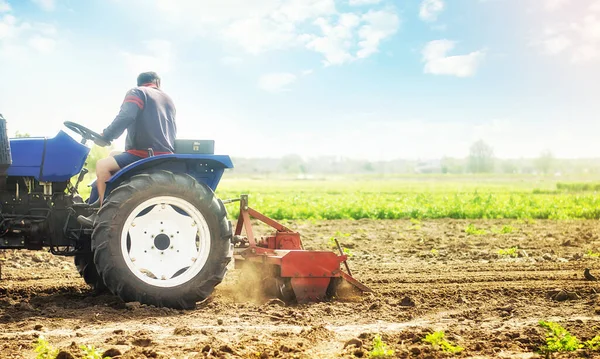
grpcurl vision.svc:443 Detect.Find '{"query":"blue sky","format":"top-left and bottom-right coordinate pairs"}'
top-left (0, 0), bottom-right (599, 160)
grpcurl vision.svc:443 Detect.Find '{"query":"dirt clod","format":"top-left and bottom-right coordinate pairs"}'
top-left (344, 338), bottom-right (363, 348)
top-left (400, 296), bottom-right (416, 307)
top-left (125, 301), bottom-right (141, 310)
top-left (353, 349), bottom-right (365, 357)
top-left (103, 348), bottom-right (122, 358)
top-left (55, 351), bottom-right (76, 359)
top-left (265, 298), bottom-right (286, 307)
top-left (219, 344), bottom-right (235, 354)
top-left (132, 338), bottom-right (153, 347)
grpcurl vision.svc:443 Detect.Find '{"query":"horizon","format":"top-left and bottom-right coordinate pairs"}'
top-left (1, 0), bottom-right (599, 161)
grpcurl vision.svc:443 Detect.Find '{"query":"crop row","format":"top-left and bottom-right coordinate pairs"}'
top-left (217, 188), bottom-right (600, 220)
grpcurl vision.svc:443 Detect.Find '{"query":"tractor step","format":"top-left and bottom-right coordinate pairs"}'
top-left (231, 195), bottom-right (372, 303)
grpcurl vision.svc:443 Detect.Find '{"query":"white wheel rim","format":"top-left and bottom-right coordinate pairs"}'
top-left (120, 196), bottom-right (211, 288)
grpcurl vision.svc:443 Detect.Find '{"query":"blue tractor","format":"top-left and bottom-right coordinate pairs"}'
top-left (0, 115), bottom-right (234, 309)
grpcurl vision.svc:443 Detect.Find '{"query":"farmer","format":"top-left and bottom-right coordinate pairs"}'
top-left (78, 71), bottom-right (177, 227)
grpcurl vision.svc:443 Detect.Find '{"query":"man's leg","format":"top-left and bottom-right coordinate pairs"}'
top-left (96, 156), bottom-right (121, 206)
top-left (78, 152), bottom-right (143, 227)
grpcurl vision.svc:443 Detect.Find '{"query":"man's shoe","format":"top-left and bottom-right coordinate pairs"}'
top-left (73, 199), bottom-right (101, 209)
top-left (77, 212), bottom-right (99, 228)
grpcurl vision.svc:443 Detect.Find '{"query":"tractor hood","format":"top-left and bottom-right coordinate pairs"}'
top-left (8, 130), bottom-right (90, 182)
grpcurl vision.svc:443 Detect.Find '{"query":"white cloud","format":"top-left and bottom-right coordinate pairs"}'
top-left (348, 0), bottom-right (381, 5)
top-left (542, 34), bottom-right (571, 54)
top-left (0, 14), bottom-right (18, 40)
top-left (225, 16), bottom-right (297, 54)
top-left (0, 0), bottom-right (10, 13)
top-left (419, 0), bottom-right (445, 22)
top-left (221, 56), bottom-right (243, 66)
top-left (572, 43), bottom-right (600, 63)
top-left (119, 0), bottom-right (398, 67)
top-left (28, 34), bottom-right (55, 52)
top-left (534, 3), bottom-right (600, 64)
top-left (0, 13), bottom-right (59, 57)
top-left (357, 10), bottom-right (400, 58)
top-left (257, 72), bottom-right (297, 92)
top-left (122, 40), bottom-right (173, 74)
top-left (305, 13), bottom-right (360, 65)
top-left (304, 9), bottom-right (398, 65)
top-left (422, 39), bottom-right (485, 77)
top-left (544, 0), bottom-right (568, 11)
top-left (31, 0), bottom-right (55, 11)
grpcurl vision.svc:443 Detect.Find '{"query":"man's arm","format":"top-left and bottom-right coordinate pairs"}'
top-left (102, 89), bottom-right (145, 141)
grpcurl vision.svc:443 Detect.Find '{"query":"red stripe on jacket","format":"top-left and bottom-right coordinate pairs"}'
top-left (124, 96), bottom-right (144, 109)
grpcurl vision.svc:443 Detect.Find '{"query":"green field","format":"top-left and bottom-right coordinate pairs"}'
top-left (215, 174), bottom-right (600, 220)
top-left (77, 174), bottom-right (600, 220)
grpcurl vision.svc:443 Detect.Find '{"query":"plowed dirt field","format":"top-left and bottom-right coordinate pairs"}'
top-left (2, 219), bottom-right (600, 358)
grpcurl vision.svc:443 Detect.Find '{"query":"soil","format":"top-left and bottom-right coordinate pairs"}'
top-left (2, 219), bottom-right (600, 358)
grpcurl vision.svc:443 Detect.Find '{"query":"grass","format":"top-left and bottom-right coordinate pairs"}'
top-left (215, 176), bottom-right (600, 220)
top-left (585, 250), bottom-right (600, 258)
top-left (585, 335), bottom-right (600, 350)
top-left (33, 337), bottom-right (112, 359)
top-left (35, 337), bottom-right (58, 359)
top-left (368, 335), bottom-right (394, 358)
top-left (422, 331), bottom-right (464, 354)
top-left (538, 321), bottom-right (582, 353)
top-left (465, 224), bottom-right (487, 235)
top-left (497, 247), bottom-right (519, 258)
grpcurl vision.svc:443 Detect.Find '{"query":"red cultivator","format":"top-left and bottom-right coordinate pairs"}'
top-left (229, 195), bottom-right (372, 303)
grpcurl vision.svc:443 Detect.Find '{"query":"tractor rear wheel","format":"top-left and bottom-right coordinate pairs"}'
top-left (74, 252), bottom-right (106, 292)
top-left (92, 171), bottom-right (232, 309)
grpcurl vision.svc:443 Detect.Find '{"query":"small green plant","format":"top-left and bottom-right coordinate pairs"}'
top-left (539, 321), bottom-right (582, 353)
top-left (369, 334), bottom-right (394, 358)
top-left (34, 337), bottom-right (58, 359)
top-left (423, 331), bottom-right (464, 354)
top-left (497, 247), bottom-right (518, 258)
top-left (500, 225), bottom-right (514, 234)
top-left (430, 248), bottom-right (439, 256)
top-left (408, 218), bottom-right (422, 230)
top-left (80, 344), bottom-right (110, 359)
top-left (585, 335), bottom-right (600, 350)
top-left (328, 236), bottom-right (337, 248)
top-left (465, 224), bottom-right (486, 235)
top-left (343, 247), bottom-right (353, 257)
top-left (585, 250), bottom-right (600, 258)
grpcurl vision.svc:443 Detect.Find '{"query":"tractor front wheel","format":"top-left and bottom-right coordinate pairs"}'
top-left (92, 171), bottom-right (232, 309)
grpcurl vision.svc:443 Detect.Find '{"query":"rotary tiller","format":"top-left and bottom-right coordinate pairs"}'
top-left (229, 195), bottom-right (372, 303)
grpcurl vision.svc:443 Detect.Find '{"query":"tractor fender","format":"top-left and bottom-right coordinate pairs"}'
top-left (89, 154), bottom-right (233, 203)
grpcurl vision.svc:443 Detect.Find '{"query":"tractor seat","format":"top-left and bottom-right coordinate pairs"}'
top-left (173, 139), bottom-right (214, 155)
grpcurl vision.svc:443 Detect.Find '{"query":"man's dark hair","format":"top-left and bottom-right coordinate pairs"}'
top-left (137, 72), bottom-right (161, 87)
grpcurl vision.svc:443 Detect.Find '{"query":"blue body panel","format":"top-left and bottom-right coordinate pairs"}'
top-left (87, 154), bottom-right (233, 203)
top-left (8, 131), bottom-right (90, 182)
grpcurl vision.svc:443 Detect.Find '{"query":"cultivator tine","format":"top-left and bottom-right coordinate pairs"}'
top-left (334, 238), bottom-right (352, 276)
top-left (339, 271), bottom-right (372, 293)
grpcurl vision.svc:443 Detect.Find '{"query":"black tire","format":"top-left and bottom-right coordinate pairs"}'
top-left (92, 171), bottom-right (232, 309)
top-left (0, 115), bottom-right (12, 176)
top-left (74, 252), bottom-right (107, 293)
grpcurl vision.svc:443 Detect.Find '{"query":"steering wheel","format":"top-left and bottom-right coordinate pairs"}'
top-left (64, 121), bottom-right (111, 147)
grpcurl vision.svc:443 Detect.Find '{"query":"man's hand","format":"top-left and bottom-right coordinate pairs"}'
top-left (93, 132), bottom-right (111, 147)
